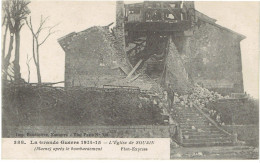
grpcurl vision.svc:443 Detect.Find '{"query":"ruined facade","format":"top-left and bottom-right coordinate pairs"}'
top-left (175, 13), bottom-right (245, 94)
top-left (123, 1), bottom-right (245, 95)
top-left (58, 1), bottom-right (245, 95)
top-left (58, 27), bottom-right (128, 87)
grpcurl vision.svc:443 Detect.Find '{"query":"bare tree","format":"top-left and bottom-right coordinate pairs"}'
top-left (26, 16), bottom-right (58, 84)
top-left (2, 2), bottom-right (14, 81)
top-left (26, 53), bottom-right (32, 83)
top-left (2, 15), bottom-right (8, 64)
top-left (1, 16), bottom-right (10, 81)
top-left (2, 0), bottom-right (31, 82)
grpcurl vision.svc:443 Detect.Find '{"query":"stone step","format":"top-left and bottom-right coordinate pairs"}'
top-left (177, 116), bottom-right (206, 119)
top-left (178, 120), bottom-right (209, 124)
top-left (178, 119), bottom-right (206, 122)
top-left (180, 125), bottom-right (218, 130)
top-left (179, 124), bottom-right (212, 128)
top-left (181, 132), bottom-right (222, 136)
top-left (179, 121), bottom-right (212, 125)
top-left (177, 114), bottom-right (204, 118)
top-left (174, 105), bottom-right (234, 147)
top-left (176, 109), bottom-right (198, 111)
top-left (175, 111), bottom-right (200, 114)
top-left (181, 140), bottom-right (233, 147)
top-left (175, 117), bottom-right (205, 120)
top-left (179, 123), bottom-right (211, 126)
top-left (178, 121), bottom-right (211, 125)
top-left (181, 127), bottom-right (221, 131)
top-left (181, 130), bottom-right (222, 135)
top-left (183, 137), bottom-right (232, 144)
top-left (180, 131), bottom-right (226, 136)
top-left (178, 121), bottom-right (208, 125)
top-left (182, 136), bottom-right (230, 141)
top-left (176, 112), bottom-right (199, 115)
top-left (176, 116), bottom-right (205, 120)
top-left (187, 134), bottom-right (228, 139)
top-left (180, 126), bottom-right (213, 130)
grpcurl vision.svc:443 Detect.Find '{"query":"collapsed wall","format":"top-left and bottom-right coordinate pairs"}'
top-left (164, 37), bottom-right (191, 94)
top-left (115, 1), bottom-right (133, 73)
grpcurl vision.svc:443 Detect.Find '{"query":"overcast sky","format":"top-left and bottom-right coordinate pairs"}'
top-left (13, 1), bottom-right (259, 98)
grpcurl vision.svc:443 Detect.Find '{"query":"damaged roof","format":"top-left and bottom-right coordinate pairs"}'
top-left (196, 10), bottom-right (246, 40)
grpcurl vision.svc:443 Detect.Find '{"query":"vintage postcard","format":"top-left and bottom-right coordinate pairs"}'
top-left (1, 0), bottom-right (259, 160)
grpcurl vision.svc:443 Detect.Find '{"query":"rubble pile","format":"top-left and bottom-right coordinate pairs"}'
top-left (174, 83), bottom-right (229, 125)
top-left (189, 83), bottom-right (228, 105)
top-left (173, 83), bottom-right (258, 125)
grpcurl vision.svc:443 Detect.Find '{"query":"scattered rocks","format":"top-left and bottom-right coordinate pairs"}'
top-left (173, 153), bottom-right (182, 158)
top-left (184, 135), bottom-right (189, 139)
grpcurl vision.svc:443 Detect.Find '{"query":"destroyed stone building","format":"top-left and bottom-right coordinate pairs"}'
top-left (58, 1), bottom-right (245, 95)
top-left (3, 1), bottom-right (258, 155)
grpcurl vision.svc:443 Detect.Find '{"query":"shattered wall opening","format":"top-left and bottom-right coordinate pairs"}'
top-left (125, 32), bottom-right (191, 94)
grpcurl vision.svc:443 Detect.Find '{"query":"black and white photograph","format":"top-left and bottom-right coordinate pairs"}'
top-left (1, 0), bottom-right (259, 160)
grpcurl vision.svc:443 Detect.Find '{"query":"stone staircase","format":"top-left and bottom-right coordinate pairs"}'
top-left (174, 105), bottom-right (234, 147)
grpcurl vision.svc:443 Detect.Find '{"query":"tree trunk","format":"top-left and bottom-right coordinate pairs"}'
top-left (36, 63), bottom-right (41, 84)
top-left (26, 54), bottom-right (31, 83)
top-left (2, 23), bottom-right (8, 64)
top-left (27, 65), bottom-right (30, 83)
top-left (36, 45), bottom-right (41, 83)
top-left (3, 33), bottom-right (14, 81)
top-left (14, 31), bottom-right (21, 82)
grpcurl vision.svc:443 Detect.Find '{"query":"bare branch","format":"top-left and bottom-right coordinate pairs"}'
top-left (36, 16), bottom-right (49, 36)
top-left (2, 15), bottom-right (7, 26)
top-left (39, 23), bottom-right (59, 46)
top-left (26, 17), bottom-right (37, 39)
top-left (19, 22), bottom-right (24, 31)
top-left (26, 53), bottom-right (32, 83)
top-left (27, 15), bottom-right (58, 84)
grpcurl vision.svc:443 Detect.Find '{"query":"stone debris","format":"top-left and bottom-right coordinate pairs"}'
top-left (171, 141), bottom-right (180, 148)
top-left (174, 83), bottom-right (229, 125)
top-left (173, 153), bottom-right (182, 158)
top-left (184, 135), bottom-right (189, 139)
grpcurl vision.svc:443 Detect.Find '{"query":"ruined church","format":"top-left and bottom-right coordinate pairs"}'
top-left (58, 1), bottom-right (245, 96)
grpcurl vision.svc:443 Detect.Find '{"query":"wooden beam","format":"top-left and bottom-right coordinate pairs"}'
top-left (126, 59), bottom-right (143, 78)
top-left (128, 73), bottom-right (141, 83)
top-left (125, 21), bottom-right (191, 32)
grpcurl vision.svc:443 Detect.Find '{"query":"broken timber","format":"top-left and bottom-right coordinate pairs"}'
top-left (126, 59), bottom-right (143, 78)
